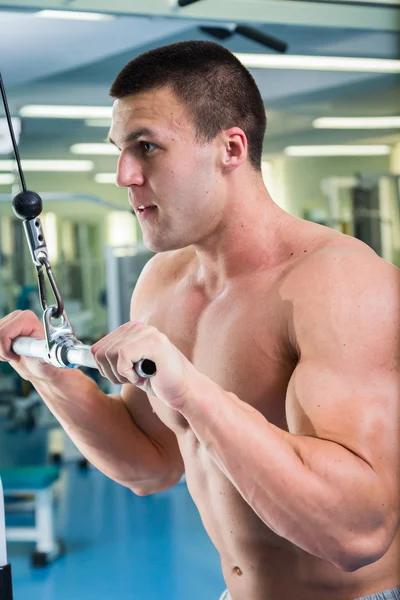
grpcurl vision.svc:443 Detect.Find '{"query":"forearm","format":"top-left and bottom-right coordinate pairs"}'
top-left (181, 373), bottom-right (383, 571)
top-left (31, 369), bottom-right (168, 491)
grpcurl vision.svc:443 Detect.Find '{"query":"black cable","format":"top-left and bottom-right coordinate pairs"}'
top-left (178, 0), bottom-right (203, 6)
top-left (199, 24), bottom-right (288, 53)
top-left (235, 25), bottom-right (288, 53)
top-left (0, 73), bottom-right (26, 191)
top-left (199, 26), bottom-right (232, 40)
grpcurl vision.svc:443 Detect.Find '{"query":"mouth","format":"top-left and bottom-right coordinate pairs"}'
top-left (135, 205), bottom-right (158, 219)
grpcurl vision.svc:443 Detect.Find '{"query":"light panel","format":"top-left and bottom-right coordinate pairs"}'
top-left (284, 145), bottom-right (391, 156)
top-left (95, 173), bottom-right (117, 184)
top-left (0, 160), bottom-right (94, 171)
top-left (20, 106), bottom-right (112, 119)
top-left (235, 53), bottom-right (400, 73)
top-left (85, 119), bottom-right (113, 128)
top-left (0, 174), bottom-right (15, 185)
top-left (313, 117), bottom-right (400, 129)
top-left (36, 10), bottom-right (114, 21)
top-left (71, 144), bottom-right (119, 155)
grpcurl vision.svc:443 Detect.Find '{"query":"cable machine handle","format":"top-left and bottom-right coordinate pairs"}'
top-left (12, 337), bottom-right (157, 378)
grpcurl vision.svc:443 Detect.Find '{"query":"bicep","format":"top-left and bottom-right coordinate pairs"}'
top-left (286, 251), bottom-right (400, 495)
top-left (286, 358), bottom-right (399, 473)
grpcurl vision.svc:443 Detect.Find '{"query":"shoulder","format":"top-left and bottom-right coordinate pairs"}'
top-left (282, 241), bottom-right (400, 352)
top-left (130, 247), bottom-right (196, 320)
top-left (139, 247), bottom-right (196, 283)
top-left (285, 238), bottom-right (398, 302)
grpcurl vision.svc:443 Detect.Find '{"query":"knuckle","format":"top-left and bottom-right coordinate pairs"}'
top-left (159, 331), bottom-right (169, 345)
top-left (104, 348), bottom-right (114, 361)
top-left (118, 347), bottom-right (128, 359)
top-left (24, 310), bottom-right (38, 321)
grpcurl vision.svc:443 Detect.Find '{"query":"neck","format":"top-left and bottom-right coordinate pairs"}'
top-left (191, 176), bottom-right (298, 297)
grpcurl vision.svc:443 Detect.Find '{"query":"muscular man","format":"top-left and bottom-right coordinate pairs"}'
top-left (1, 41), bottom-right (399, 600)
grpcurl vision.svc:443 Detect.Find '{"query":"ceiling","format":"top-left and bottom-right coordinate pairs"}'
top-left (0, 0), bottom-right (399, 202)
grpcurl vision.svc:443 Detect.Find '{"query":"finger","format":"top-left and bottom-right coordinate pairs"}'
top-left (91, 323), bottom-right (148, 383)
top-left (116, 348), bottom-right (142, 386)
top-left (105, 341), bottom-right (135, 384)
top-left (104, 325), bottom-right (150, 384)
top-left (91, 330), bottom-right (134, 383)
top-left (113, 328), bottom-right (160, 385)
top-left (91, 336), bottom-right (118, 381)
top-left (0, 311), bottom-right (45, 362)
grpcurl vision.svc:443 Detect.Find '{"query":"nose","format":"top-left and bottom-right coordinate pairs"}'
top-left (116, 152), bottom-right (145, 188)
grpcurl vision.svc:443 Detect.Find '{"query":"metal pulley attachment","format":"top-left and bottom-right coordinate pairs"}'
top-left (12, 191), bottom-right (65, 320)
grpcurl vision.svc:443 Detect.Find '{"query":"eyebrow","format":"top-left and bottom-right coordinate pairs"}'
top-left (106, 127), bottom-right (156, 147)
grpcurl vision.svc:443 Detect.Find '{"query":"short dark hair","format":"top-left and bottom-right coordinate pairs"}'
top-left (109, 40), bottom-right (266, 171)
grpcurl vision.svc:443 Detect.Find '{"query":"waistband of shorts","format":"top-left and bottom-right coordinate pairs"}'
top-left (354, 586), bottom-right (400, 600)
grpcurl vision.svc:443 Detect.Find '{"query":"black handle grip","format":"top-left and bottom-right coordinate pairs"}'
top-left (136, 359), bottom-right (157, 378)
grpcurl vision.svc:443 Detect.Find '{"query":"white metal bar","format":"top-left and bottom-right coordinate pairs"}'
top-left (35, 489), bottom-right (56, 553)
top-left (6, 528), bottom-right (38, 542)
top-left (4, 488), bottom-right (56, 550)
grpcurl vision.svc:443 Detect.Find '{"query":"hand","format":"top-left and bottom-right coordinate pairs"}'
top-left (0, 310), bottom-right (61, 383)
top-left (90, 321), bottom-right (195, 409)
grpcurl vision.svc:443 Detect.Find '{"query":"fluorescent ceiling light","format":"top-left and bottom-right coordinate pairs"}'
top-left (0, 174), bottom-right (15, 185)
top-left (285, 145), bottom-right (390, 157)
top-left (85, 119), bottom-right (112, 128)
top-left (235, 53), bottom-right (400, 73)
top-left (0, 160), bottom-right (94, 172)
top-left (313, 117), bottom-right (400, 129)
top-left (36, 10), bottom-right (114, 21)
top-left (95, 173), bottom-right (117, 184)
top-left (71, 144), bottom-right (119, 155)
top-left (20, 106), bottom-right (112, 119)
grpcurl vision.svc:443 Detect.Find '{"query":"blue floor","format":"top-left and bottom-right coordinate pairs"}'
top-left (8, 466), bottom-right (225, 600)
top-left (1, 417), bottom-right (225, 600)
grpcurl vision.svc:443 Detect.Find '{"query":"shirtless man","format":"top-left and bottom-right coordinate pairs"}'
top-left (1, 41), bottom-right (399, 600)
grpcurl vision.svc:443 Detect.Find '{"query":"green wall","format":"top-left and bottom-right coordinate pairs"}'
top-left (272, 154), bottom-right (391, 218)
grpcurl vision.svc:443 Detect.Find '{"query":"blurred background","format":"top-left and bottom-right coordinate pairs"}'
top-left (0, 1), bottom-right (399, 598)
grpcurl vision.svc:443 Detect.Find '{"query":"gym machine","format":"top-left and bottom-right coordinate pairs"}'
top-left (0, 73), bottom-right (157, 596)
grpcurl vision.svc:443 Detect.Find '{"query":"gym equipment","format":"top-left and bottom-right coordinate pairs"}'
top-left (0, 72), bottom-right (157, 377)
top-left (199, 25), bottom-right (288, 53)
top-left (0, 478), bottom-right (12, 600)
top-left (1, 466), bottom-right (64, 568)
top-left (0, 71), bottom-right (156, 587)
top-left (321, 173), bottom-right (400, 265)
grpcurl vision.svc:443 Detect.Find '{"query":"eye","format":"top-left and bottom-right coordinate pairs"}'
top-left (141, 141), bottom-right (157, 154)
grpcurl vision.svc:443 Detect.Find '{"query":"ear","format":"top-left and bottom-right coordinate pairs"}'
top-left (220, 127), bottom-right (248, 171)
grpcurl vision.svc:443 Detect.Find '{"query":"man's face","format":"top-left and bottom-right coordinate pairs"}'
top-left (108, 87), bottom-right (224, 253)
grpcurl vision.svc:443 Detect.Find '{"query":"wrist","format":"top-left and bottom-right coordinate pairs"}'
top-left (178, 368), bottom-right (227, 419)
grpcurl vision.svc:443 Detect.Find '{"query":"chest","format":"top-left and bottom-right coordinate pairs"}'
top-left (144, 278), bottom-right (296, 432)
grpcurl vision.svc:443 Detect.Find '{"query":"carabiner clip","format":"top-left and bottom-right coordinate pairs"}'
top-left (36, 256), bottom-right (64, 319)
